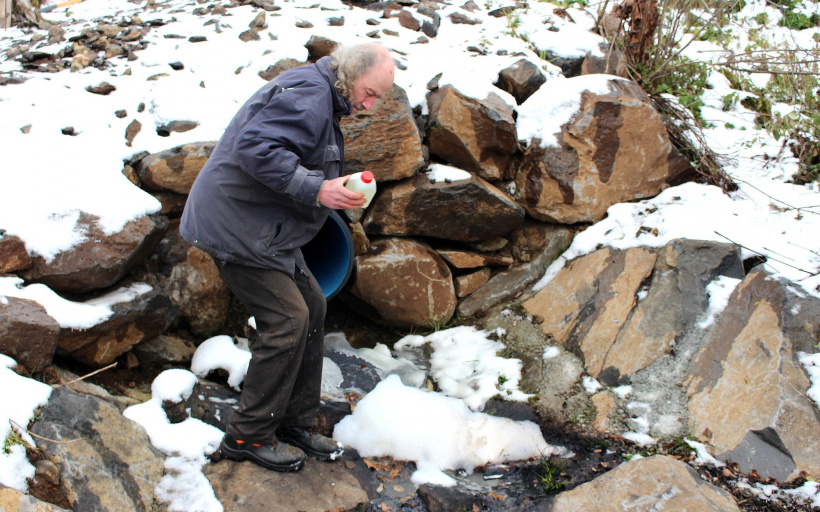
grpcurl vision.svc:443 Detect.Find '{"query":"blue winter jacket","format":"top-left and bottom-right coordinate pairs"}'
top-left (180, 57), bottom-right (350, 276)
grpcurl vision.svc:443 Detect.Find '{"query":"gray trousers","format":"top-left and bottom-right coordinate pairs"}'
top-left (215, 260), bottom-right (327, 444)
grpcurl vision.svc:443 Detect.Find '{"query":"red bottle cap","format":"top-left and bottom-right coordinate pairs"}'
top-left (361, 170), bottom-right (374, 183)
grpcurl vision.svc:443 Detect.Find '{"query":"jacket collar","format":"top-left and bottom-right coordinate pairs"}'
top-left (316, 56), bottom-right (352, 118)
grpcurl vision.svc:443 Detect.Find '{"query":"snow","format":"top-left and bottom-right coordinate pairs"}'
top-left (1, 0), bottom-right (820, 509)
top-left (798, 352), bottom-right (820, 410)
top-left (189, 335), bottom-right (251, 391)
top-left (394, 325), bottom-right (532, 411)
top-left (426, 163), bottom-right (472, 183)
top-left (697, 275), bottom-right (742, 328)
top-left (333, 374), bottom-right (563, 487)
top-left (123, 327), bottom-right (554, 506)
top-left (517, 74), bottom-right (626, 147)
top-left (0, 355), bottom-right (53, 492)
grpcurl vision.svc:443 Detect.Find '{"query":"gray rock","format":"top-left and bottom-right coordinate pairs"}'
top-left (32, 387), bottom-right (165, 512)
top-left (686, 267), bottom-right (820, 480)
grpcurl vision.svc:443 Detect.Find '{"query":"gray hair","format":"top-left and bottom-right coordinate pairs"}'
top-left (330, 44), bottom-right (391, 99)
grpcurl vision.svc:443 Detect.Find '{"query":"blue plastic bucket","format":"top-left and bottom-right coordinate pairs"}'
top-left (302, 210), bottom-right (354, 300)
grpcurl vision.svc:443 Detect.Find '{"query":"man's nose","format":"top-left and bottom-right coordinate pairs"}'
top-left (362, 97), bottom-right (376, 110)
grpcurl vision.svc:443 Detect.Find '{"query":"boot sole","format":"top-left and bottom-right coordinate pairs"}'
top-left (220, 443), bottom-right (305, 472)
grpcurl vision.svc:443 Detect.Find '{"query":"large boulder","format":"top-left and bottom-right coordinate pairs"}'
top-left (20, 213), bottom-right (168, 294)
top-left (362, 173), bottom-right (524, 243)
top-left (523, 240), bottom-right (743, 384)
top-left (31, 387), bottom-right (166, 512)
top-left (513, 77), bottom-right (692, 224)
top-left (132, 141), bottom-right (216, 195)
top-left (597, 240), bottom-right (743, 384)
top-left (349, 237), bottom-right (456, 328)
top-left (341, 84), bottom-right (425, 182)
top-left (523, 245), bottom-right (657, 378)
top-left (686, 268), bottom-right (820, 481)
top-left (426, 85), bottom-right (518, 181)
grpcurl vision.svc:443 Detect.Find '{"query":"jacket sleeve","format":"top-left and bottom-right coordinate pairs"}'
top-left (232, 83), bottom-right (330, 205)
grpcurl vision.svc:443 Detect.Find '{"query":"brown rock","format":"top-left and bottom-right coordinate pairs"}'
top-left (157, 120), bottom-right (199, 135)
top-left (132, 334), bottom-right (196, 368)
top-left (513, 78), bottom-right (692, 224)
top-left (398, 10), bottom-right (420, 31)
top-left (125, 118), bottom-right (141, 146)
top-left (21, 213), bottom-right (169, 294)
top-left (508, 219), bottom-right (569, 263)
top-left (581, 44), bottom-right (629, 78)
top-left (496, 58), bottom-right (546, 105)
top-left (259, 58), bottom-right (306, 81)
top-left (86, 81), bottom-right (116, 95)
top-left (436, 249), bottom-right (513, 269)
top-left (205, 458), bottom-right (368, 512)
top-left (239, 29), bottom-right (261, 42)
top-left (132, 221), bottom-right (229, 337)
top-left (305, 35), bottom-right (338, 62)
top-left (349, 221), bottom-right (370, 255)
top-left (454, 267), bottom-right (492, 298)
top-left (0, 297), bottom-right (60, 372)
top-left (166, 245), bottom-right (230, 337)
top-left (248, 11), bottom-right (266, 30)
top-left (427, 85), bottom-right (517, 181)
top-left (133, 141), bottom-right (215, 194)
top-left (590, 390), bottom-right (618, 432)
top-left (0, 233), bottom-right (32, 273)
top-left (363, 173), bottom-right (524, 243)
top-left (350, 237), bottom-right (456, 327)
top-left (341, 84), bottom-right (425, 182)
top-left (150, 191), bottom-right (189, 216)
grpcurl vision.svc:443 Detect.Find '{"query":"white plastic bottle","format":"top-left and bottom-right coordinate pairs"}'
top-left (344, 170), bottom-right (377, 208)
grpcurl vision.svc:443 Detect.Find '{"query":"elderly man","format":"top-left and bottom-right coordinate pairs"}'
top-left (180, 43), bottom-right (395, 472)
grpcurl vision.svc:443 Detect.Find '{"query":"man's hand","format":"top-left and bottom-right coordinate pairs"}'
top-left (318, 176), bottom-right (367, 209)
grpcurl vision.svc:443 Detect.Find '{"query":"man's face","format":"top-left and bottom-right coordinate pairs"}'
top-left (349, 58), bottom-right (395, 112)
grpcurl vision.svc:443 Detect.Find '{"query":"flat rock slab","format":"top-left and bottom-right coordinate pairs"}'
top-left (204, 457), bottom-right (368, 512)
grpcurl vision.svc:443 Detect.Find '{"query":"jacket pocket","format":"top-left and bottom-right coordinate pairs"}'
top-left (257, 219), bottom-right (284, 255)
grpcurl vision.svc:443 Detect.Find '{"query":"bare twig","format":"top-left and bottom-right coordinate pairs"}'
top-left (731, 177), bottom-right (820, 217)
top-left (9, 419), bottom-right (81, 446)
top-left (719, 65), bottom-right (820, 76)
top-left (789, 242), bottom-right (820, 257)
top-left (53, 362), bottom-right (117, 389)
top-left (714, 231), bottom-right (818, 276)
